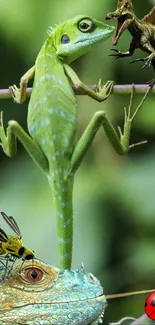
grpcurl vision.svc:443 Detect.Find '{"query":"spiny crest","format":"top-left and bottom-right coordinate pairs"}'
top-left (47, 26), bottom-right (55, 36)
top-left (117, 0), bottom-right (133, 9)
top-left (142, 6), bottom-right (155, 26)
top-left (47, 21), bottom-right (63, 36)
top-left (76, 262), bottom-right (86, 273)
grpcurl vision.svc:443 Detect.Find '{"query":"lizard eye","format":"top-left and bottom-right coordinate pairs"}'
top-left (78, 18), bottom-right (96, 33)
top-left (124, 1), bottom-right (130, 8)
top-left (22, 267), bottom-right (44, 282)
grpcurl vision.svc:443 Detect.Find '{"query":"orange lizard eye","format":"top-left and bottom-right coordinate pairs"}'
top-left (24, 267), bottom-right (43, 282)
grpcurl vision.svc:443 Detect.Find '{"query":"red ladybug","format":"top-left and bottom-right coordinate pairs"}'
top-left (145, 292), bottom-right (155, 320)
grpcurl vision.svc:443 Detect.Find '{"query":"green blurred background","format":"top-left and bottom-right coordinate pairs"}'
top-left (0, 0), bottom-right (155, 323)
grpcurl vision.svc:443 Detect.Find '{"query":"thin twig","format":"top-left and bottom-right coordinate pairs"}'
top-left (109, 317), bottom-right (136, 324)
top-left (0, 84), bottom-right (155, 100)
top-left (130, 313), bottom-right (151, 325)
top-left (106, 289), bottom-right (155, 299)
top-left (109, 314), bottom-right (151, 325)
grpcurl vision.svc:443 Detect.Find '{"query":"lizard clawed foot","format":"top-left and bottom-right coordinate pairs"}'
top-left (97, 79), bottom-right (114, 100)
top-left (130, 55), bottom-right (153, 69)
top-left (9, 85), bottom-right (22, 104)
top-left (109, 49), bottom-right (126, 59)
top-left (146, 77), bottom-right (155, 87)
top-left (127, 84), bottom-right (151, 123)
top-left (117, 84), bottom-right (151, 152)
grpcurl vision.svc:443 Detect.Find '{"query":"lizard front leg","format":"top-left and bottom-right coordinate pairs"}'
top-left (109, 38), bottom-right (137, 59)
top-left (67, 84), bottom-right (151, 174)
top-left (131, 52), bottom-right (155, 69)
top-left (6, 66), bottom-right (49, 173)
top-left (64, 64), bottom-right (114, 102)
top-left (0, 113), bottom-right (49, 174)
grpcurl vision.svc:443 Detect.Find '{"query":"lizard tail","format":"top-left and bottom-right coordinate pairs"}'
top-left (48, 176), bottom-right (74, 269)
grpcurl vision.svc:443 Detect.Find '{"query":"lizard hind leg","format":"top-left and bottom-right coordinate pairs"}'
top-left (121, 84), bottom-right (151, 151)
top-left (69, 84), bottom-right (151, 175)
top-left (0, 113), bottom-right (49, 174)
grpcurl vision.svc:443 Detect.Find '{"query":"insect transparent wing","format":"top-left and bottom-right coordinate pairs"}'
top-left (0, 212), bottom-right (21, 237)
top-left (9, 216), bottom-right (21, 237)
top-left (0, 228), bottom-right (8, 242)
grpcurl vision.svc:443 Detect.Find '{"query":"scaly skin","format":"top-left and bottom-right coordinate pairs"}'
top-left (0, 15), bottom-right (150, 269)
top-left (1, 15), bottom-right (116, 269)
top-left (106, 0), bottom-right (155, 79)
top-left (0, 259), bottom-right (106, 325)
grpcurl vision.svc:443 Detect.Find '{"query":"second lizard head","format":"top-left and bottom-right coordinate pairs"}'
top-left (105, 0), bottom-right (134, 45)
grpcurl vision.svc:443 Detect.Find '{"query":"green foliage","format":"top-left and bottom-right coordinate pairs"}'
top-left (0, 0), bottom-right (154, 323)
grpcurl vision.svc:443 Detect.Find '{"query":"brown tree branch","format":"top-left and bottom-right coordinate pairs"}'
top-left (0, 84), bottom-right (155, 100)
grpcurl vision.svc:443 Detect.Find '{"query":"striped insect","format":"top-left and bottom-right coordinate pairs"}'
top-left (0, 211), bottom-right (34, 262)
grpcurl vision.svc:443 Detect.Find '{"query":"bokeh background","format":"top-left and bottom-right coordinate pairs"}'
top-left (0, 0), bottom-right (155, 324)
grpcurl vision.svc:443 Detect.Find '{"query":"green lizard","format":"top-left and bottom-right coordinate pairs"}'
top-left (0, 15), bottom-right (150, 269)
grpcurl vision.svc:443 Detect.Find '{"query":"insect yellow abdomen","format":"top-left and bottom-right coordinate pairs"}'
top-left (2, 235), bottom-right (24, 257)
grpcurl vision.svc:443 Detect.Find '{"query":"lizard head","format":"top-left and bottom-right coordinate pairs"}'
top-left (106, 0), bottom-right (134, 45)
top-left (1, 260), bottom-right (107, 324)
top-left (50, 15), bottom-right (115, 63)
